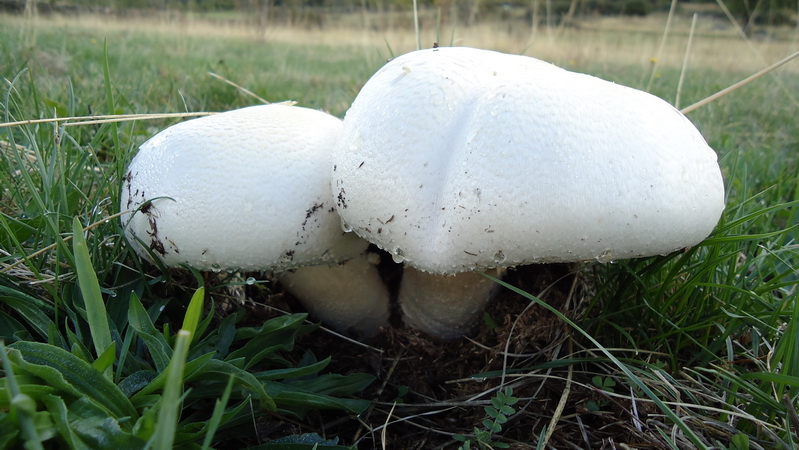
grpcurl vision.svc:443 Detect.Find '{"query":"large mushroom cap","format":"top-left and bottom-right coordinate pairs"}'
top-left (122, 103), bottom-right (367, 272)
top-left (333, 47), bottom-right (725, 274)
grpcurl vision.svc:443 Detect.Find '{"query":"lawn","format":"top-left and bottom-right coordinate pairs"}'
top-left (1, 7), bottom-right (798, 448)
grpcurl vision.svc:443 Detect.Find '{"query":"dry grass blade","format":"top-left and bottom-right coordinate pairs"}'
top-left (645, 0), bottom-right (679, 92)
top-left (542, 338), bottom-right (574, 447)
top-left (712, 0), bottom-right (799, 107)
top-left (412, 0), bottom-right (420, 50)
top-left (381, 401), bottom-right (397, 449)
top-left (783, 394), bottom-right (799, 435)
top-left (675, 13), bottom-right (698, 110)
top-left (0, 140), bottom-right (36, 162)
top-left (0, 112), bottom-right (216, 129)
top-left (207, 72), bottom-right (270, 104)
top-left (0, 210), bottom-right (128, 275)
top-left (681, 49), bottom-right (799, 114)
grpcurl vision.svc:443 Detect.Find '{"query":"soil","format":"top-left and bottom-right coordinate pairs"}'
top-left (226, 256), bottom-right (669, 449)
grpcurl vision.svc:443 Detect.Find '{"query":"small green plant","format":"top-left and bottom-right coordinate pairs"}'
top-left (586, 375), bottom-right (617, 412)
top-left (454, 386), bottom-right (519, 449)
top-left (592, 375), bottom-right (617, 393)
top-left (721, 432), bottom-right (751, 450)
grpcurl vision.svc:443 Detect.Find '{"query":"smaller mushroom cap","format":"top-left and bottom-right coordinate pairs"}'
top-left (122, 103), bottom-right (366, 272)
top-left (333, 47), bottom-right (725, 274)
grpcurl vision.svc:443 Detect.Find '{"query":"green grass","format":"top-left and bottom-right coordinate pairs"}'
top-left (1, 9), bottom-right (799, 448)
top-left (1, 14), bottom-right (379, 448)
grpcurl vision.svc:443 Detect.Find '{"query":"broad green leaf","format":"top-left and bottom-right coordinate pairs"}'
top-left (255, 357), bottom-right (332, 381)
top-left (118, 371), bottom-right (157, 397)
top-left (283, 373), bottom-right (375, 397)
top-left (490, 397), bottom-right (503, 410)
top-left (246, 443), bottom-right (355, 450)
top-left (8, 341), bottom-right (138, 421)
top-left (72, 217), bottom-right (113, 379)
top-left (0, 383), bottom-right (58, 406)
top-left (69, 340), bottom-right (91, 364)
top-left (65, 397), bottom-right (145, 448)
top-left (0, 312), bottom-right (31, 341)
top-left (190, 298), bottom-right (215, 353)
top-left (210, 313), bottom-right (237, 358)
top-left (1, 342), bottom-right (44, 449)
top-left (230, 342), bottom-right (295, 370)
top-left (41, 395), bottom-right (92, 450)
top-left (29, 410), bottom-right (58, 445)
top-left (174, 402), bottom-right (250, 444)
top-left (131, 399), bottom-right (158, 442)
top-left (499, 405), bottom-right (515, 415)
top-left (127, 293), bottom-right (171, 372)
top-left (186, 359), bottom-right (276, 412)
top-left (266, 383), bottom-right (370, 417)
top-left (247, 432), bottom-right (353, 450)
top-left (0, 286), bottom-right (53, 340)
top-left (0, 413), bottom-right (21, 447)
top-left (482, 418), bottom-right (500, 433)
top-left (234, 313), bottom-right (308, 340)
top-left (92, 342), bottom-right (117, 374)
top-left (131, 352), bottom-right (215, 401)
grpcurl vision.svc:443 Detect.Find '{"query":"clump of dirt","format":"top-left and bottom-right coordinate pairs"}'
top-left (232, 260), bottom-right (665, 449)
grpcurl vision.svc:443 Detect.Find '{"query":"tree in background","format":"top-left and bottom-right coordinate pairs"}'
top-left (695, 0), bottom-right (798, 31)
top-left (1, 0), bottom-right (796, 29)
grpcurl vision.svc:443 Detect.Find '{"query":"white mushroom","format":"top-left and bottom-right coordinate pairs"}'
top-left (121, 103), bottom-right (389, 335)
top-left (332, 47), bottom-right (725, 338)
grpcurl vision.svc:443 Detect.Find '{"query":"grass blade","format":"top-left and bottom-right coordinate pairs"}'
top-left (201, 374), bottom-right (235, 450)
top-left (484, 273), bottom-right (709, 449)
top-left (71, 217), bottom-right (113, 379)
top-left (127, 292), bottom-right (171, 372)
top-left (101, 39), bottom-right (120, 153)
top-left (0, 342), bottom-right (44, 450)
top-left (8, 341), bottom-right (139, 421)
top-left (150, 329), bottom-right (191, 449)
top-left (680, 49), bottom-right (799, 114)
top-left (181, 287), bottom-right (205, 346)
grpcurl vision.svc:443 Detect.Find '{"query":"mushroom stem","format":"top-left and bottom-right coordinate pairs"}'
top-left (398, 266), bottom-right (503, 339)
top-left (278, 251), bottom-right (390, 336)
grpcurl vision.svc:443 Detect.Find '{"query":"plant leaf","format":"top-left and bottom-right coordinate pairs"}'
top-left (72, 217), bottom-right (113, 379)
top-left (0, 286), bottom-right (52, 341)
top-left (201, 374), bottom-right (235, 450)
top-left (181, 287), bottom-right (204, 346)
top-left (150, 330), bottom-right (191, 449)
top-left (127, 292), bottom-right (171, 372)
top-left (92, 342), bottom-right (116, 374)
top-left (1, 341), bottom-right (44, 450)
top-left (7, 341), bottom-right (139, 421)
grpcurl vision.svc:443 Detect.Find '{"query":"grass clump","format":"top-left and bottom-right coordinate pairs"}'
top-left (0, 16), bottom-right (376, 448)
